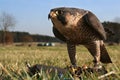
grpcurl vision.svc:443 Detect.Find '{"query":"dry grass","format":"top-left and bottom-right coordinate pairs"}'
top-left (0, 45), bottom-right (120, 79)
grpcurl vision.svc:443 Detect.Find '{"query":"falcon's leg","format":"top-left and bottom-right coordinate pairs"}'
top-left (84, 40), bottom-right (101, 68)
top-left (67, 43), bottom-right (76, 66)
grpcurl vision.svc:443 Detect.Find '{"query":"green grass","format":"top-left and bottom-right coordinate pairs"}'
top-left (0, 45), bottom-right (120, 80)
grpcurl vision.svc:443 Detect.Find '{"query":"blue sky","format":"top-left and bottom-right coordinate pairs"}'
top-left (0, 0), bottom-right (120, 36)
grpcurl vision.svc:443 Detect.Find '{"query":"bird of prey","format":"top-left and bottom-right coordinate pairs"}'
top-left (48, 7), bottom-right (112, 68)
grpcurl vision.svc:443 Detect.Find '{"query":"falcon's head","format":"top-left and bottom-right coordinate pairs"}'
top-left (48, 7), bottom-right (83, 27)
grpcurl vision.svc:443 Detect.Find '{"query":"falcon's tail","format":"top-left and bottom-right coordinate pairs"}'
top-left (100, 44), bottom-right (112, 63)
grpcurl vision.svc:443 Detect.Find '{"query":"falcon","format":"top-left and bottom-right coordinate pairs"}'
top-left (48, 7), bottom-right (112, 68)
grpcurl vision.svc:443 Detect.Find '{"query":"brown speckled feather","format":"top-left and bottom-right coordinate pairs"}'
top-left (53, 27), bottom-right (66, 42)
top-left (83, 11), bottom-right (106, 40)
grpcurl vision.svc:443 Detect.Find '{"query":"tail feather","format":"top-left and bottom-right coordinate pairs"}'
top-left (100, 44), bottom-right (112, 63)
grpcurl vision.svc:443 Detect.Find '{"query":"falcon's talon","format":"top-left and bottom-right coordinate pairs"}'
top-left (67, 65), bottom-right (82, 78)
top-left (93, 64), bottom-right (105, 72)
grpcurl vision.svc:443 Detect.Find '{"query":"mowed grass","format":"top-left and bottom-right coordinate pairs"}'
top-left (0, 44), bottom-right (120, 80)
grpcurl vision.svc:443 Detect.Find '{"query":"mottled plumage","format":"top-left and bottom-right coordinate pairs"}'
top-left (48, 7), bottom-right (112, 67)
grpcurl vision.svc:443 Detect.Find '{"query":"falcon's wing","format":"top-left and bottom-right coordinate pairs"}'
top-left (83, 11), bottom-right (106, 40)
top-left (53, 27), bottom-right (66, 42)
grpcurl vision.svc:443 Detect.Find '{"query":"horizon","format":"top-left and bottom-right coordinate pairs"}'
top-left (0, 0), bottom-right (120, 36)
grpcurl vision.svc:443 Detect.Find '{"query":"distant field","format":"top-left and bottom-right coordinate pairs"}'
top-left (0, 45), bottom-right (120, 79)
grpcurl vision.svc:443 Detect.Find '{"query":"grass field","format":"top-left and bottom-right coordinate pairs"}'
top-left (0, 44), bottom-right (120, 80)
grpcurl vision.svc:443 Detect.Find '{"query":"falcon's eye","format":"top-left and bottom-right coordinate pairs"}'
top-left (56, 10), bottom-right (63, 15)
top-left (55, 11), bottom-right (58, 15)
top-left (58, 10), bottom-right (62, 14)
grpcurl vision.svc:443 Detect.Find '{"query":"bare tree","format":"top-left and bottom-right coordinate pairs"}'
top-left (0, 12), bottom-right (16, 45)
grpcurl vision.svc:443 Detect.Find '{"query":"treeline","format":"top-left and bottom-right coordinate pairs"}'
top-left (12, 32), bottom-right (61, 42)
top-left (102, 22), bottom-right (120, 44)
top-left (0, 31), bottom-right (62, 44)
top-left (0, 21), bottom-right (120, 44)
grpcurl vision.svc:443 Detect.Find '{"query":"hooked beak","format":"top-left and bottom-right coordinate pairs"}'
top-left (48, 14), bottom-right (51, 20)
top-left (48, 11), bottom-right (58, 20)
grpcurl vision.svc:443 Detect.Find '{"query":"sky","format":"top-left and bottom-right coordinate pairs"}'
top-left (0, 0), bottom-right (120, 36)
